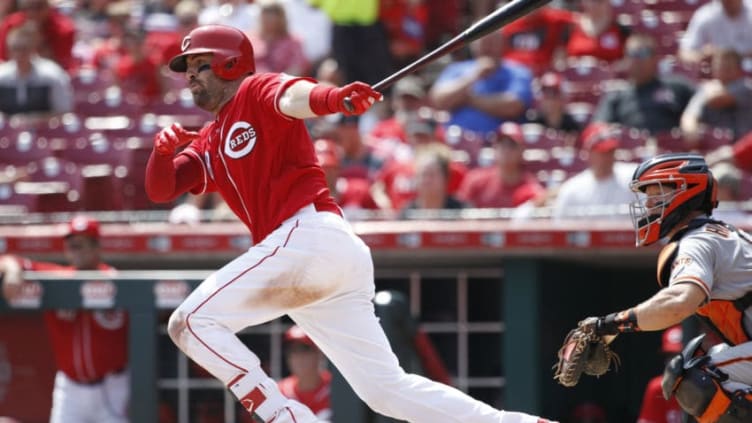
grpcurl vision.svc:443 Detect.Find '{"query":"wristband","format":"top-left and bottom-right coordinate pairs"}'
top-left (597, 309), bottom-right (639, 335)
top-left (309, 85), bottom-right (339, 115)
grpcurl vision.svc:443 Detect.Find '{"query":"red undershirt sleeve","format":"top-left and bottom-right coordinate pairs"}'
top-left (145, 150), bottom-right (202, 203)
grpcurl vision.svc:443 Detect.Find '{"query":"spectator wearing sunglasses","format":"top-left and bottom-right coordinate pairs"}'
top-left (592, 33), bottom-right (695, 135)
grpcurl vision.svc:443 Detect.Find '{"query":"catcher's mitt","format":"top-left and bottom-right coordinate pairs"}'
top-left (553, 318), bottom-right (620, 387)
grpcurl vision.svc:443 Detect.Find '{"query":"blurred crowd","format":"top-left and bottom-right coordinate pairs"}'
top-left (1, 0), bottom-right (752, 223)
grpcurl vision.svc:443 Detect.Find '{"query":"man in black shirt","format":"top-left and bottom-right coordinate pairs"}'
top-left (592, 33), bottom-right (695, 134)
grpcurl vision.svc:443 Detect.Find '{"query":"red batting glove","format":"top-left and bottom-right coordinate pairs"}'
top-left (154, 123), bottom-right (198, 156)
top-left (310, 82), bottom-right (382, 116)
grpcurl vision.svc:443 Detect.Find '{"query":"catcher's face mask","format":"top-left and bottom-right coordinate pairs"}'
top-left (629, 180), bottom-right (682, 246)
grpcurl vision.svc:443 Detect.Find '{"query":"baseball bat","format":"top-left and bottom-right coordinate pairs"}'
top-left (344, 0), bottom-right (553, 110)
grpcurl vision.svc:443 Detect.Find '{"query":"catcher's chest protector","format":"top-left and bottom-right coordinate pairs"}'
top-left (696, 296), bottom-right (752, 346)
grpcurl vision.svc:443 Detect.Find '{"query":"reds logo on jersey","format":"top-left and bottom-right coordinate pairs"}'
top-left (224, 121), bottom-right (258, 159)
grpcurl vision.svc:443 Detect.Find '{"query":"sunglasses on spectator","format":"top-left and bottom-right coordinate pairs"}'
top-left (626, 47), bottom-right (654, 59)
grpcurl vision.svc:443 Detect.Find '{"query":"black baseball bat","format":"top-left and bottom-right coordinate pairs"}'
top-left (344, 0), bottom-right (553, 110)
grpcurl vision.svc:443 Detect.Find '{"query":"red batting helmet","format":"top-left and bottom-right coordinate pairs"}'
top-left (168, 25), bottom-right (255, 80)
top-left (284, 325), bottom-right (316, 348)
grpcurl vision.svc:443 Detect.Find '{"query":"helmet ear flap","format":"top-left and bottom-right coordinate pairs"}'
top-left (703, 175), bottom-right (719, 214)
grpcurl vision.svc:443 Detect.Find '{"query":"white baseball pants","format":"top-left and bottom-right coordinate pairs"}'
top-left (49, 370), bottom-right (129, 423)
top-left (168, 204), bottom-right (551, 423)
top-left (709, 341), bottom-right (752, 392)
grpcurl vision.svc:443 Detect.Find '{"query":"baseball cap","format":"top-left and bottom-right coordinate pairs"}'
top-left (284, 325), bottom-right (316, 348)
top-left (494, 121), bottom-right (524, 146)
top-left (314, 138), bottom-right (341, 168)
top-left (64, 215), bottom-right (100, 239)
top-left (539, 72), bottom-right (563, 92)
top-left (581, 122), bottom-right (620, 152)
top-left (393, 76), bottom-right (426, 99)
top-left (662, 325), bottom-right (683, 354)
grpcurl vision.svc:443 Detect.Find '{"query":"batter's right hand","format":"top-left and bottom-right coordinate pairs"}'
top-left (335, 82), bottom-right (382, 116)
top-left (154, 123), bottom-right (199, 156)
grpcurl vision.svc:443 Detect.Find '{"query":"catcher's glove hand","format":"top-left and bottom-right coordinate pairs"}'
top-left (553, 317), bottom-right (621, 387)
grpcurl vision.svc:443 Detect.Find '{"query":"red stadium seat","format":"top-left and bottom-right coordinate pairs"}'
top-left (0, 129), bottom-right (53, 166)
top-left (630, 12), bottom-right (685, 56)
top-left (520, 123), bottom-right (574, 150)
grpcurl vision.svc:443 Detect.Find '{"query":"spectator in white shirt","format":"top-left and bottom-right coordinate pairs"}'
top-left (679, 0), bottom-right (752, 64)
top-left (0, 23), bottom-right (73, 124)
top-left (551, 122), bottom-right (636, 220)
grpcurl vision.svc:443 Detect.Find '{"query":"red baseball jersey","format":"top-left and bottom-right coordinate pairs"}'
top-left (637, 375), bottom-right (682, 423)
top-left (501, 7), bottom-right (574, 75)
top-left (565, 20), bottom-right (629, 63)
top-left (277, 370), bottom-right (332, 418)
top-left (180, 73), bottom-right (340, 244)
top-left (18, 258), bottom-right (127, 384)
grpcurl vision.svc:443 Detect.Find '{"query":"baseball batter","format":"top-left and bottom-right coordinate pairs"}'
top-left (145, 24), bottom-right (554, 423)
top-left (0, 216), bottom-right (129, 423)
top-left (571, 153), bottom-right (752, 422)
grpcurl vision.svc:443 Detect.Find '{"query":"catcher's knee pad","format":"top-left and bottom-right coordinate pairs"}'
top-left (663, 344), bottom-right (752, 423)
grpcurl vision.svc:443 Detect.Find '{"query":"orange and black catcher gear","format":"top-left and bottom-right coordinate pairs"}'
top-left (169, 25), bottom-right (255, 80)
top-left (629, 153), bottom-right (718, 246)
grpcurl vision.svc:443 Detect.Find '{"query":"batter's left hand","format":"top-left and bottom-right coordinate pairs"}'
top-left (154, 123), bottom-right (199, 156)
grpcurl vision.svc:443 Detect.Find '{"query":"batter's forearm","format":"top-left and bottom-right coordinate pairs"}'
top-left (145, 152), bottom-right (189, 203)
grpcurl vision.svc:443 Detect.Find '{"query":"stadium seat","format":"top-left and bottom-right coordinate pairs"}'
top-left (653, 128), bottom-right (689, 153)
top-left (520, 123), bottom-right (574, 150)
top-left (697, 126), bottom-right (735, 153)
top-left (0, 129), bottom-right (53, 166)
top-left (630, 11), bottom-right (685, 56)
top-left (70, 67), bottom-right (116, 103)
top-left (565, 102), bottom-right (595, 127)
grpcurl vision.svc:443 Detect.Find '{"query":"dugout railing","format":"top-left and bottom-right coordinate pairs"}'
top-left (0, 211), bottom-right (716, 422)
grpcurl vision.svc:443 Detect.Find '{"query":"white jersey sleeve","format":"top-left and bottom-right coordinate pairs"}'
top-left (670, 221), bottom-right (752, 333)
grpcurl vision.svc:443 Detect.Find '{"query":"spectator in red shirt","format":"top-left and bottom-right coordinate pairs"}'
top-left (380, 0), bottom-right (429, 68)
top-left (249, 0), bottom-right (310, 76)
top-left (145, 0), bottom-right (201, 68)
top-left (0, 215), bottom-right (129, 423)
top-left (114, 27), bottom-right (164, 103)
top-left (456, 121), bottom-right (545, 208)
top-left (401, 143), bottom-right (467, 215)
top-left (373, 119), bottom-right (467, 210)
top-left (501, 5), bottom-right (574, 76)
top-left (637, 325), bottom-right (684, 423)
top-left (706, 129), bottom-right (752, 170)
top-left (369, 74), bottom-right (430, 148)
top-left (565, 0), bottom-right (630, 63)
top-left (314, 138), bottom-right (380, 215)
top-left (0, 0), bottom-right (76, 70)
top-left (277, 325), bottom-right (332, 422)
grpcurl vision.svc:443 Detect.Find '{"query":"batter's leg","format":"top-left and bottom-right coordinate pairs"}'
top-left (287, 215), bottom-right (554, 423)
top-left (167, 216), bottom-right (330, 422)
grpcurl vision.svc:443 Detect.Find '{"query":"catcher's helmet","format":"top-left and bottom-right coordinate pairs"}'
top-left (168, 25), bottom-right (254, 80)
top-left (629, 153), bottom-right (718, 246)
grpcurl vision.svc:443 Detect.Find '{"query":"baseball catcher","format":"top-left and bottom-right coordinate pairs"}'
top-left (554, 153), bottom-right (752, 423)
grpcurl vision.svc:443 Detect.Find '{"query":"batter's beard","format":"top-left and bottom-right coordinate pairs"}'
top-left (191, 88), bottom-right (213, 111)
